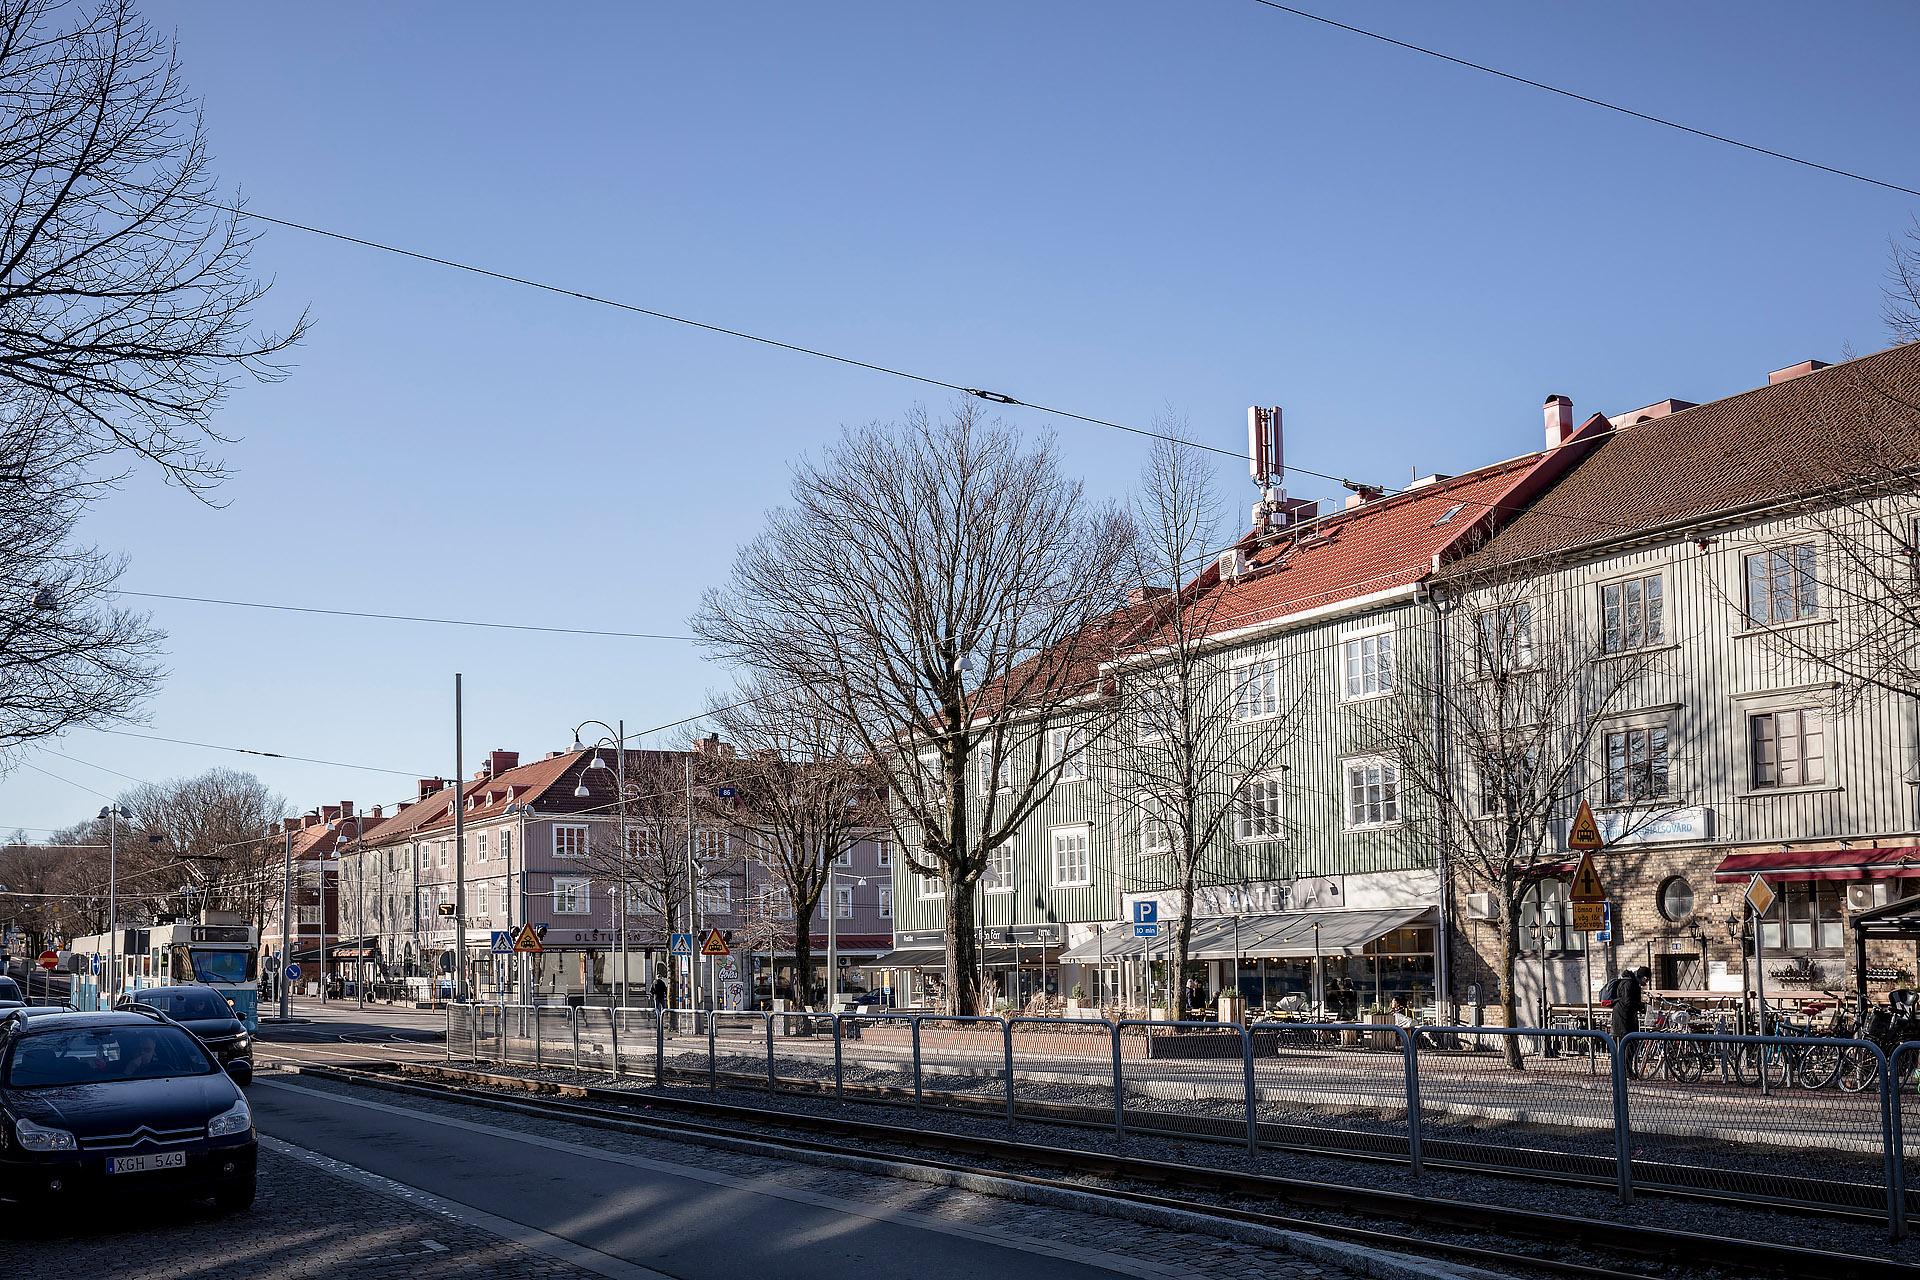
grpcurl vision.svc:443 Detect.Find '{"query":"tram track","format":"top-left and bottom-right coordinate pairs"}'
top-left (291, 1060), bottom-right (1919, 1280)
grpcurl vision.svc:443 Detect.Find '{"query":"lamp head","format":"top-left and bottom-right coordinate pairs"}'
top-left (573, 781), bottom-right (591, 799)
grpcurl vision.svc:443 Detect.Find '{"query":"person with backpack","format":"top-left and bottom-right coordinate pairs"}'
top-left (1607, 966), bottom-right (1651, 1076)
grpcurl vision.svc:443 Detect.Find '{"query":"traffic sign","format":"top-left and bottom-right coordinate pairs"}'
top-left (283, 963), bottom-right (301, 982)
top-left (489, 930), bottom-right (514, 954)
top-left (1131, 900), bottom-right (1158, 925)
top-left (715, 786), bottom-right (737, 799)
top-left (1570, 901), bottom-right (1605, 933)
top-left (512, 922), bottom-right (544, 954)
top-left (669, 932), bottom-right (694, 956)
top-left (1745, 873), bottom-right (1777, 918)
top-left (699, 928), bottom-right (730, 957)
top-left (1567, 799), bottom-right (1604, 852)
top-left (1595, 901), bottom-right (1613, 944)
top-left (1569, 851), bottom-right (1605, 904)
top-left (1133, 923), bottom-right (1159, 939)
top-left (37, 949), bottom-right (58, 971)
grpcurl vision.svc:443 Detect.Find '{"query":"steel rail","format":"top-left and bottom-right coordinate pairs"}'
top-left (292, 1062), bottom-right (1919, 1280)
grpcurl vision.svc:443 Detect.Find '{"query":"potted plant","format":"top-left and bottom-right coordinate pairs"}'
top-left (1365, 1003), bottom-right (1397, 1049)
top-left (1066, 983), bottom-right (1091, 1018)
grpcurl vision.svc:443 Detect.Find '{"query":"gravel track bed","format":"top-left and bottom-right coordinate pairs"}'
top-left (411, 1056), bottom-right (1920, 1274)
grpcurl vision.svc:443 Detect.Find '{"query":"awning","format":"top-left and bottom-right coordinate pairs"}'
top-left (1713, 847), bottom-right (1920, 883)
top-left (1059, 906), bottom-right (1433, 964)
top-left (871, 947), bottom-right (944, 968)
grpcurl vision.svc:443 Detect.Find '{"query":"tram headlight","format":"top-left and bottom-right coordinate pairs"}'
top-left (15, 1118), bottom-right (76, 1152)
top-left (207, 1097), bottom-right (251, 1138)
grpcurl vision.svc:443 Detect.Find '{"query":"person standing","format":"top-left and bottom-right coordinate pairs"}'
top-left (1609, 965), bottom-right (1650, 1077)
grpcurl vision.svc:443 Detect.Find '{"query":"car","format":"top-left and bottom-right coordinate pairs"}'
top-left (0, 1006), bottom-right (76, 1026)
top-left (0, 977), bottom-right (21, 1003)
top-left (0, 1010), bottom-right (255, 1211)
top-left (115, 986), bottom-right (252, 1073)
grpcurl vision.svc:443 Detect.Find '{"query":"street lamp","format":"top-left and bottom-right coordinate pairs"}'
top-left (825, 870), bottom-right (867, 1010)
top-left (98, 805), bottom-right (132, 1000)
top-left (573, 719), bottom-right (627, 1008)
top-left (329, 816), bottom-right (364, 1008)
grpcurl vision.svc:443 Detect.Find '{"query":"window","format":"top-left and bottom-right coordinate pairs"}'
top-left (1475, 748), bottom-right (1538, 818)
top-left (878, 886), bottom-right (893, 918)
top-left (437, 840), bottom-right (449, 868)
top-left (553, 878), bottom-right (590, 914)
top-left (1133, 677), bottom-right (1176, 741)
top-left (1050, 725), bottom-right (1089, 781)
top-left (1235, 773), bottom-right (1285, 842)
top-left (1604, 726), bottom-right (1669, 804)
top-left (1050, 826), bottom-right (1092, 887)
top-left (1432, 502), bottom-right (1466, 526)
top-left (553, 824), bottom-right (588, 859)
top-left (625, 884), bottom-right (653, 915)
top-left (474, 832), bottom-right (488, 863)
top-left (763, 885), bottom-right (793, 918)
top-left (836, 848), bottom-right (853, 867)
top-left (694, 828), bottom-right (728, 861)
top-left (1518, 881), bottom-right (1587, 954)
top-left (1744, 543), bottom-right (1819, 625)
top-left (876, 840), bottom-right (893, 868)
top-left (1475, 603), bottom-right (1534, 674)
top-left (1601, 574), bottom-right (1664, 653)
top-left (1749, 708), bottom-right (1825, 789)
top-left (976, 744), bottom-right (1014, 795)
top-left (836, 886), bottom-right (854, 918)
top-left (1232, 656), bottom-right (1280, 721)
top-left (1759, 882), bottom-right (1844, 952)
top-left (1341, 630), bottom-right (1395, 700)
top-left (984, 844), bottom-right (1013, 893)
top-left (697, 882), bottom-right (732, 915)
top-left (917, 865), bottom-right (944, 899)
top-left (499, 829), bottom-right (512, 862)
top-left (1345, 759), bottom-right (1401, 828)
top-left (473, 883), bottom-right (488, 916)
top-left (1657, 876), bottom-right (1694, 923)
top-left (1138, 807), bottom-right (1173, 859)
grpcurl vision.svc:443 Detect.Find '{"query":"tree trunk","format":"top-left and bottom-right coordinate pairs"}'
top-left (1172, 866), bottom-right (1198, 1020)
top-left (1500, 887), bottom-right (1524, 1069)
top-left (943, 878), bottom-right (982, 1015)
top-left (793, 917), bottom-right (815, 1009)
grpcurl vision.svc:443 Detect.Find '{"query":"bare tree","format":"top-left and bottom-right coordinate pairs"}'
top-left (704, 677), bottom-right (883, 1008)
top-left (1886, 218), bottom-right (1920, 347)
top-left (1356, 552), bottom-right (1664, 1061)
top-left (115, 768), bottom-right (283, 921)
top-left (1097, 434), bottom-right (1305, 1015)
top-left (0, 0), bottom-right (307, 496)
top-left (0, 411), bottom-right (163, 764)
top-left (0, 832), bottom-right (96, 953)
top-left (694, 402), bottom-right (1134, 1015)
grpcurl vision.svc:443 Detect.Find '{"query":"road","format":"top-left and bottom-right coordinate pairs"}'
top-left (253, 997), bottom-right (449, 1067)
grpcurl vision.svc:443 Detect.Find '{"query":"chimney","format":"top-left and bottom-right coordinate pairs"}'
top-left (1543, 395), bottom-right (1574, 447)
top-left (1343, 484), bottom-right (1384, 510)
top-left (1768, 359), bottom-right (1829, 385)
top-left (1127, 585), bottom-right (1172, 607)
top-left (487, 749), bottom-right (519, 778)
top-left (338, 801), bottom-right (354, 818)
top-left (301, 811), bottom-right (321, 829)
top-left (321, 804), bottom-right (342, 823)
top-left (417, 777), bottom-right (447, 800)
top-left (369, 805), bottom-right (383, 820)
top-left (1607, 398), bottom-right (1696, 428)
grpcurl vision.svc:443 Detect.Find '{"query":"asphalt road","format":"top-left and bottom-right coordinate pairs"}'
top-left (254, 999), bottom-right (449, 1067)
top-left (249, 1073), bottom-right (1343, 1279)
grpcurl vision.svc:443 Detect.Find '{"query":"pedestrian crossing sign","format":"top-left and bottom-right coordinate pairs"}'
top-left (1567, 799), bottom-right (1604, 852)
top-left (700, 928), bottom-right (730, 957)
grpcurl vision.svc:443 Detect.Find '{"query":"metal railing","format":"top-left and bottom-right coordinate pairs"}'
top-left (440, 1004), bottom-right (1920, 1237)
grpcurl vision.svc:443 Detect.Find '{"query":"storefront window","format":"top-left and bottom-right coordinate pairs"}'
top-left (1759, 882), bottom-right (1844, 952)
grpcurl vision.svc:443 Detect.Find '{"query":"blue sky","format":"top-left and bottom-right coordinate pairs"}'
top-left (5, 0), bottom-right (1918, 834)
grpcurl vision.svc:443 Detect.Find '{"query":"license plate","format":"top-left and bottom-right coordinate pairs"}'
top-left (107, 1151), bottom-right (187, 1175)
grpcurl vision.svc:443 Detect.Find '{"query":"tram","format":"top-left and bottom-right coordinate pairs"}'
top-left (66, 911), bottom-right (261, 1031)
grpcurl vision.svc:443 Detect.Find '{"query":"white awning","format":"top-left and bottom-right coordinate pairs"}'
top-left (1058, 906), bottom-right (1432, 964)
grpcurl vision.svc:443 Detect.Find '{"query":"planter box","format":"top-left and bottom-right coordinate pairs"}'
top-left (1142, 1029), bottom-right (1243, 1061)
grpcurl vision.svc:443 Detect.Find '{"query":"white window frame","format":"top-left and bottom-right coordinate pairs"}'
top-left (1049, 724), bottom-right (1089, 781)
top-left (1343, 757), bottom-right (1403, 830)
top-left (499, 828), bottom-right (512, 862)
top-left (1133, 677), bottom-right (1176, 742)
top-left (1231, 655), bottom-right (1280, 722)
top-left (553, 824), bottom-right (589, 860)
top-left (984, 844), bottom-right (1014, 894)
top-left (1235, 772), bottom-right (1287, 843)
top-left (1340, 626), bottom-right (1396, 702)
top-left (1050, 825), bottom-right (1093, 888)
top-left (836, 885), bottom-right (854, 918)
top-left (553, 877), bottom-right (590, 915)
top-left (697, 881), bottom-right (733, 915)
top-left (474, 831), bottom-right (488, 863)
top-left (1475, 602), bottom-right (1535, 674)
top-left (977, 743), bottom-right (1015, 796)
top-left (1743, 542), bottom-right (1821, 627)
top-left (1138, 805), bottom-right (1173, 860)
top-left (876, 839), bottom-right (893, 868)
top-left (878, 885), bottom-right (893, 919)
top-left (1600, 572), bottom-right (1665, 654)
top-left (917, 864), bottom-right (945, 899)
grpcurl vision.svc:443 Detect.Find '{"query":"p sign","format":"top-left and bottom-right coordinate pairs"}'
top-left (1131, 900), bottom-right (1158, 926)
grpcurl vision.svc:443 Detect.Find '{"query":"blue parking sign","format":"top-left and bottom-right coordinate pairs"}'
top-left (1131, 900), bottom-right (1157, 925)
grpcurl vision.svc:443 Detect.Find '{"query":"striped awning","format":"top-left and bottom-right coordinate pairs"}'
top-left (1059, 906), bottom-right (1433, 963)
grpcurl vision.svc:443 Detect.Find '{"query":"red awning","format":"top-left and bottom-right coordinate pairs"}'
top-left (1712, 847), bottom-right (1920, 884)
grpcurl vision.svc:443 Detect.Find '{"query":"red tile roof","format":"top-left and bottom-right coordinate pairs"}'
top-left (1455, 341), bottom-right (1920, 570)
top-left (355, 748), bottom-right (614, 844)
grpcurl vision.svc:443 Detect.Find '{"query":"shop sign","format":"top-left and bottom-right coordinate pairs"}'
top-left (1595, 806), bottom-right (1713, 847)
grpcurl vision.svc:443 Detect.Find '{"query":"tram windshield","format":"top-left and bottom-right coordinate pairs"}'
top-left (187, 948), bottom-right (250, 984)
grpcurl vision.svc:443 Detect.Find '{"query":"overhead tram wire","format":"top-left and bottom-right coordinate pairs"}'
top-left (88, 728), bottom-right (425, 779)
top-left (114, 591), bottom-right (698, 642)
top-left (1241, 1), bottom-right (1920, 201)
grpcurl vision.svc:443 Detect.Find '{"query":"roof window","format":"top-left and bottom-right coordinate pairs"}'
top-left (1432, 502), bottom-right (1466, 526)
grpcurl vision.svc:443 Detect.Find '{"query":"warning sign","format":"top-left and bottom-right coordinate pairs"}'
top-left (699, 928), bottom-right (730, 957)
top-left (1569, 851), bottom-right (1605, 904)
top-left (1567, 799), bottom-right (1604, 852)
top-left (512, 922), bottom-right (544, 954)
top-left (1745, 874), bottom-right (1777, 918)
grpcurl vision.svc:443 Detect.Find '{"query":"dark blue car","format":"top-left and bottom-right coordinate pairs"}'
top-left (0, 1011), bottom-right (255, 1211)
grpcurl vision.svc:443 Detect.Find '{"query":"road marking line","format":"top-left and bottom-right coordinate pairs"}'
top-left (257, 1078), bottom-right (1185, 1277)
top-left (259, 1133), bottom-right (675, 1280)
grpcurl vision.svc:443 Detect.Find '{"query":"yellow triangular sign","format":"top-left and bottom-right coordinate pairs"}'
top-left (699, 928), bottom-right (730, 957)
top-left (512, 923), bottom-right (543, 954)
top-left (1569, 851), bottom-right (1605, 904)
top-left (1567, 799), bottom-right (1604, 852)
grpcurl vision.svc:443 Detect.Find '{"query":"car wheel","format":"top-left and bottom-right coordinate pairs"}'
top-left (214, 1173), bottom-right (257, 1213)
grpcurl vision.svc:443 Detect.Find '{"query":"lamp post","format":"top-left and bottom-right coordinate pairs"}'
top-left (574, 719), bottom-right (626, 1008)
top-left (329, 816), bottom-right (364, 1008)
top-left (276, 823), bottom-right (293, 1020)
top-left (98, 805), bottom-right (131, 1000)
top-left (825, 870), bottom-right (867, 1010)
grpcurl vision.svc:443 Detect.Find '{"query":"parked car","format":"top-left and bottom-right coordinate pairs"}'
top-left (114, 986), bottom-right (252, 1073)
top-left (0, 977), bottom-right (22, 1003)
top-left (0, 1010), bottom-right (255, 1210)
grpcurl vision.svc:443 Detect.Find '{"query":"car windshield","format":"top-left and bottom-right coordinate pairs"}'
top-left (6, 1025), bottom-right (213, 1087)
top-left (153, 989), bottom-right (231, 1020)
top-left (188, 949), bottom-right (248, 984)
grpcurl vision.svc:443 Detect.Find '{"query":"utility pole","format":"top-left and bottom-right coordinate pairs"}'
top-left (616, 719), bottom-right (627, 1009)
top-left (278, 825), bottom-right (292, 1020)
top-left (686, 756), bottom-right (697, 1009)
top-left (318, 847), bottom-right (329, 1004)
top-left (454, 673), bottom-right (468, 1003)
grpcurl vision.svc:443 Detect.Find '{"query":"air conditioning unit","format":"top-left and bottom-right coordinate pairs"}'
top-left (1465, 892), bottom-right (1499, 921)
top-left (1217, 549), bottom-right (1248, 580)
top-left (1848, 882), bottom-right (1889, 912)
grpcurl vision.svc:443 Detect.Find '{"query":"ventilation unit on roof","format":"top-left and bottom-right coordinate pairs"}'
top-left (1217, 549), bottom-right (1249, 580)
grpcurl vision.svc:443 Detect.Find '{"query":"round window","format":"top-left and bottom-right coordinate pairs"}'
top-left (1658, 876), bottom-right (1694, 923)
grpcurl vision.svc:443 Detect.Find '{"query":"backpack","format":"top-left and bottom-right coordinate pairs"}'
top-left (1598, 976), bottom-right (1623, 1007)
